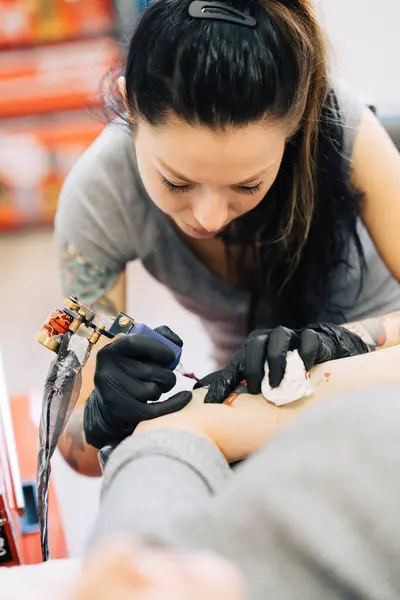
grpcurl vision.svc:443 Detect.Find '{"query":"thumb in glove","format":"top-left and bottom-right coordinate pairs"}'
top-left (85, 390), bottom-right (192, 449)
top-left (151, 390), bottom-right (192, 417)
top-left (194, 349), bottom-right (244, 405)
top-left (97, 390), bottom-right (192, 468)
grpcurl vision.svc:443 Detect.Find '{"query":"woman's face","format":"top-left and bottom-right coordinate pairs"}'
top-left (134, 114), bottom-right (288, 239)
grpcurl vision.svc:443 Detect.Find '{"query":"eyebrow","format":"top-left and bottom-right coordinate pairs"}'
top-left (157, 158), bottom-right (267, 186)
top-left (158, 159), bottom-right (194, 183)
top-left (236, 170), bottom-right (267, 185)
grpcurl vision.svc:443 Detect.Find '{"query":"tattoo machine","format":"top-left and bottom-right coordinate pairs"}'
top-left (36, 295), bottom-right (197, 561)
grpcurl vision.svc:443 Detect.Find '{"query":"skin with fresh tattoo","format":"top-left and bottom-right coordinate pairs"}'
top-left (223, 382), bottom-right (248, 406)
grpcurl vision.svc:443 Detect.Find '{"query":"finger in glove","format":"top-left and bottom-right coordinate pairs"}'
top-left (298, 328), bottom-right (321, 372)
top-left (94, 357), bottom-right (176, 399)
top-left (84, 390), bottom-right (192, 448)
top-left (244, 331), bottom-right (270, 394)
top-left (204, 354), bottom-right (242, 404)
top-left (193, 370), bottom-right (222, 390)
top-left (100, 334), bottom-right (176, 367)
top-left (266, 326), bottom-right (299, 388)
top-left (154, 325), bottom-right (183, 348)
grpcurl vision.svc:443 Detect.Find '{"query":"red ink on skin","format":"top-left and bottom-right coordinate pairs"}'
top-left (182, 372), bottom-right (201, 383)
top-left (223, 380), bottom-right (247, 407)
top-left (224, 393), bottom-right (237, 407)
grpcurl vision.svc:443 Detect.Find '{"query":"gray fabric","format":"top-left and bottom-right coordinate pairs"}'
top-left (89, 387), bottom-right (400, 599)
top-left (55, 83), bottom-right (400, 367)
top-left (95, 429), bottom-right (232, 544)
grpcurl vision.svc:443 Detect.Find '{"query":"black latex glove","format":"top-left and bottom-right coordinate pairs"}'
top-left (84, 325), bottom-right (192, 449)
top-left (199, 323), bottom-right (370, 404)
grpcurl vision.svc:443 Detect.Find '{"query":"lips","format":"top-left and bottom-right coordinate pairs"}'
top-left (184, 225), bottom-right (220, 239)
top-left (185, 222), bottom-right (221, 236)
top-left (192, 226), bottom-right (219, 235)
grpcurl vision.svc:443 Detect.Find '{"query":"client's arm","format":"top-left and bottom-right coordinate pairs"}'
top-left (87, 365), bottom-right (400, 598)
top-left (137, 345), bottom-right (400, 462)
top-left (88, 347), bottom-right (400, 549)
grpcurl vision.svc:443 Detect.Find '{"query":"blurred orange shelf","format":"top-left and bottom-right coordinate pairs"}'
top-left (0, 0), bottom-right (115, 48)
top-left (0, 110), bottom-right (105, 230)
top-left (0, 0), bottom-right (121, 230)
top-left (0, 36), bottom-right (121, 119)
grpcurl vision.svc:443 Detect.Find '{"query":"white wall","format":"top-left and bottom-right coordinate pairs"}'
top-left (317, 0), bottom-right (400, 114)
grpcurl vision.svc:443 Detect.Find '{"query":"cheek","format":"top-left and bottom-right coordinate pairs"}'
top-left (233, 185), bottom-right (272, 218)
top-left (235, 192), bottom-right (264, 216)
top-left (144, 177), bottom-right (187, 215)
top-left (234, 165), bottom-right (281, 216)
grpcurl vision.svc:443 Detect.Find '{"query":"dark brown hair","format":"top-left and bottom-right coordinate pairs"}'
top-left (105, 0), bottom-right (365, 329)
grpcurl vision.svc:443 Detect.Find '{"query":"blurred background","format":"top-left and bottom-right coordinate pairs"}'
top-left (0, 0), bottom-right (399, 560)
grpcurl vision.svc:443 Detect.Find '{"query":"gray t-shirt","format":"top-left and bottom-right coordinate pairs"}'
top-left (89, 388), bottom-right (400, 599)
top-left (55, 84), bottom-right (400, 367)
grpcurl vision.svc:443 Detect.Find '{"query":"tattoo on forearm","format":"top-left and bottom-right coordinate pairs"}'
top-left (62, 409), bottom-right (87, 470)
top-left (345, 319), bottom-right (387, 351)
top-left (60, 244), bottom-right (119, 316)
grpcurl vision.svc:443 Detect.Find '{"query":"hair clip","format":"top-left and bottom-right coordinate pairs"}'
top-left (188, 1), bottom-right (257, 28)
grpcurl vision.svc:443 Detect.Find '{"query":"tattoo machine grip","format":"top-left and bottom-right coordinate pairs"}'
top-left (128, 323), bottom-right (182, 370)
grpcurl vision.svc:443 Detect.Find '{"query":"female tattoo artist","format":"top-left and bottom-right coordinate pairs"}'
top-left (56, 0), bottom-right (400, 475)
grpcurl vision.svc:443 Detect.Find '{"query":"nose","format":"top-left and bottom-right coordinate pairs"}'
top-left (192, 191), bottom-right (228, 232)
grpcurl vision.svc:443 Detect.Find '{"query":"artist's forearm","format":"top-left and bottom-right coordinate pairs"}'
top-left (57, 244), bottom-right (125, 476)
top-left (59, 243), bottom-right (124, 411)
top-left (343, 310), bottom-right (400, 351)
top-left (59, 407), bottom-right (102, 477)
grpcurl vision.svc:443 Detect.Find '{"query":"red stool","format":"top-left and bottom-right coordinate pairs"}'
top-left (0, 379), bottom-right (67, 566)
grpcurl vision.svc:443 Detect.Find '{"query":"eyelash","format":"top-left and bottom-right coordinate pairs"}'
top-left (161, 178), bottom-right (264, 195)
top-left (236, 182), bottom-right (264, 195)
top-left (161, 178), bottom-right (192, 194)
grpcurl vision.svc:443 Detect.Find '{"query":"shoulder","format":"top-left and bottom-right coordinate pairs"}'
top-left (55, 120), bottom-right (144, 270)
top-left (334, 81), bottom-right (399, 197)
top-left (345, 91), bottom-right (400, 280)
top-left (333, 80), bottom-right (366, 161)
top-left (61, 119), bottom-right (136, 193)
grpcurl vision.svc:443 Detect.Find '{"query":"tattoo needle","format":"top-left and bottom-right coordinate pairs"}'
top-left (175, 362), bottom-right (201, 383)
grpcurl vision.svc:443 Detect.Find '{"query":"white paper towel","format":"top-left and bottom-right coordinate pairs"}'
top-left (261, 350), bottom-right (313, 406)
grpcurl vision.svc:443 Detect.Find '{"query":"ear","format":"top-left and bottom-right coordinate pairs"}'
top-left (118, 76), bottom-right (134, 122)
